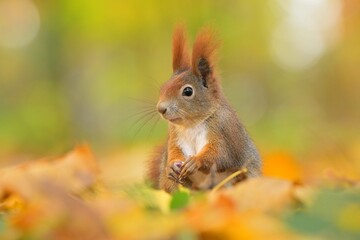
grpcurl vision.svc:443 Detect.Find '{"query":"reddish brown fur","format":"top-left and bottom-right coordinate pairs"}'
top-left (146, 146), bottom-right (163, 188)
top-left (147, 26), bottom-right (262, 193)
top-left (191, 28), bottom-right (220, 78)
top-left (172, 25), bottom-right (190, 72)
top-left (159, 72), bottom-right (187, 101)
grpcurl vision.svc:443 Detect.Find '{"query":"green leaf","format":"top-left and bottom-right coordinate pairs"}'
top-left (170, 190), bottom-right (190, 211)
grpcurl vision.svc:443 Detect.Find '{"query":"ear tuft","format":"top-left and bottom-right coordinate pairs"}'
top-left (198, 58), bottom-right (210, 87)
top-left (172, 25), bottom-right (190, 73)
top-left (192, 28), bottom-right (220, 86)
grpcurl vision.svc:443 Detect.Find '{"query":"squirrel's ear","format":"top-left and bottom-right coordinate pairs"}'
top-left (191, 28), bottom-right (220, 87)
top-left (172, 25), bottom-right (190, 73)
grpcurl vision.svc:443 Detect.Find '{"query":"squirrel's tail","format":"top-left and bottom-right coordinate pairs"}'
top-left (145, 145), bottom-right (167, 189)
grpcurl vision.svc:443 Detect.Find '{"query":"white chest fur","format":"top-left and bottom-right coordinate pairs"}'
top-left (176, 123), bottom-right (208, 157)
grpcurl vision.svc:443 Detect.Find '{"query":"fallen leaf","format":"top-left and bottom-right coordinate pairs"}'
top-left (263, 151), bottom-right (304, 182)
top-left (0, 144), bottom-right (100, 202)
top-left (218, 177), bottom-right (307, 213)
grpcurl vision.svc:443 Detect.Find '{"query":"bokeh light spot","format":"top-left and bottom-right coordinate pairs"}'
top-left (0, 0), bottom-right (40, 48)
top-left (270, 0), bottom-right (342, 71)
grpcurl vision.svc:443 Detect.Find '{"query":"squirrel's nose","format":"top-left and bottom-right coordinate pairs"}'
top-left (158, 106), bottom-right (167, 115)
top-left (157, 103), bottom-right (167, 115)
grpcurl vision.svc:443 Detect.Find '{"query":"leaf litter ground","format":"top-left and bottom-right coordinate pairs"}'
top-left (0, 145), bottom-right (359, 240)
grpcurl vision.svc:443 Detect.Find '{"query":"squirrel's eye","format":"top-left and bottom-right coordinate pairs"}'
top-left (182, 87), bottom-right (193, 97)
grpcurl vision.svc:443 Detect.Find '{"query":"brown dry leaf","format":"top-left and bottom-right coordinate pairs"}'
top-left (216, 177), bottom-right (308, 213)
top-left (323, 168), bottom-right (360, 188)
top-left (185, 193), bottom-right (303, 240)
top-left (220, 212), bottom-right (302, 240)
top-left (10, 181), bottom-right (110, 240)
top-left (0, 146), bottom-right (107, 239)
top-left (182, 177), bottom-right (312, 240)
top-left (0, 145), bottom-right (99, 200)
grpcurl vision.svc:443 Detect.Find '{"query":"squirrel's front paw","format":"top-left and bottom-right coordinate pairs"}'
top-left (179, 157), bottom-right (199, 180)
top-left (167, 160), bottom-right (183, 183)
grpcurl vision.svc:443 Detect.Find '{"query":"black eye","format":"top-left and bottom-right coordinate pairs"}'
top-left (182, 87), bottom-right (193, 97)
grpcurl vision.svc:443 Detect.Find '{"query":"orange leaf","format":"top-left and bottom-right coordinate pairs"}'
top-left (263, 151), bottom-right (304, 182)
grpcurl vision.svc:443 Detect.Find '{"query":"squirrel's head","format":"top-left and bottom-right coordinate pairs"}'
top-left (157, 26), bottom-right (222, 126)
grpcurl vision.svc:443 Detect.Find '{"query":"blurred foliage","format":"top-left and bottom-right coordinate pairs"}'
top-left (286, 189), bottom-right (360, 240)
top-left (0, 146), bottom-right (359, 239)
top-left (0, 0), bottom-right (359, 159)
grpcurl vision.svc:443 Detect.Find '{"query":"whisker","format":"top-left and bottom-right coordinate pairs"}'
top-left (133, 112), bottom-right (158, 137)
top-left (129, 106), bottom-right (156, 113)
top-left (126, 109), bottom-right (156, 120)
top-left (131, 110), bottom-right (158, 127)
top-left (148, 115), bottom-right (161, 136)
top-left (123, 83), bottom-right (163, 139)
top-left (134, 106), bottom-right (157, 111)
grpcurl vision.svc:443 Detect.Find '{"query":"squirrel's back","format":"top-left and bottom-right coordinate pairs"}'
top-left (213, 98), bottom-right (261, 176)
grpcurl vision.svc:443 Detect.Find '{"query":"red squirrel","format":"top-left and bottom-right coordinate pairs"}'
top-left (147, 26), bottom-right (262, 193)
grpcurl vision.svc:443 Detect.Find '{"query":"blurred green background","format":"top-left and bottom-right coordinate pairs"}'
top-left (0, 0), bottom-right (359, 161)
